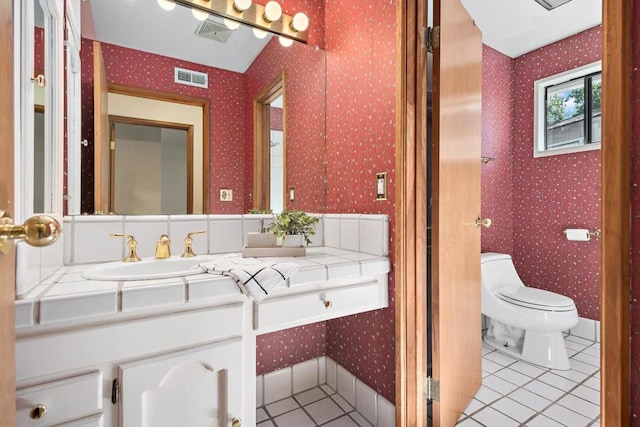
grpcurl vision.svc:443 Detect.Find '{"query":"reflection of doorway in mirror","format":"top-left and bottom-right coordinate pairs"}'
top-left (112, 122), bottom-right (189, 215)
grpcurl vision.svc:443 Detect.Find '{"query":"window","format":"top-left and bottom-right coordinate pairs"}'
top-left (533, 61), bottom-right (601, 157)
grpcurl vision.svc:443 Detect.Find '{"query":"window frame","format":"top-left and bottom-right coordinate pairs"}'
top-left (533, 60), bottom-right (602, 158)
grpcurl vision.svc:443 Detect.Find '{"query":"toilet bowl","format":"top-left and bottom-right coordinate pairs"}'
top-left (480, 252), bottom-right (579, 370)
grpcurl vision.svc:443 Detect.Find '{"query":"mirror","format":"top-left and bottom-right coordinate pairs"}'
top-left (69, 0), bottom-right (326, 215)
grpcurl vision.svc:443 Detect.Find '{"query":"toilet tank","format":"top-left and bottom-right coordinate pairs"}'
top-left (480, 253), bottom-right (525, 293)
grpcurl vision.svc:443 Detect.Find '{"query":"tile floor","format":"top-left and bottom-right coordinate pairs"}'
top-left (257, 383), bottom-right (376, 427)
top-left (457, 335), bottom-right (601, 426)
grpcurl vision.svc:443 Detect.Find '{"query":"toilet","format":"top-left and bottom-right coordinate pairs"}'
top-left (480, 252), bottom-right (579, 370)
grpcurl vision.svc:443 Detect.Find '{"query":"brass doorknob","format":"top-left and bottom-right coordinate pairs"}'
top-left (475, 217), bottom-right (492, 228)
top-left (0, 211), bottom-right (61, 253)
top-left (30, 404), bottom-right (47, 419)
top-left (231, 417), bottom-right (242, 427)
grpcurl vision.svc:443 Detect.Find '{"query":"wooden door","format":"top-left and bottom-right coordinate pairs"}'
top-left (120, 339), bottom-right (243, 426)
top-left (93, 41), bottom-right (110, 213)
top-left (0, 1), bottom-right (16, 425)
top-left (430, 0), bottom-right (483, 425)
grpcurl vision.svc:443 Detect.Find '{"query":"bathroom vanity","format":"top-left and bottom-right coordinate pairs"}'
top-left (14, 214), bottom-right (390, 426)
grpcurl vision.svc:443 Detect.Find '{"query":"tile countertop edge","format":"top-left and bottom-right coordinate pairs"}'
top-left (15, 248), bottom-right (390, 331)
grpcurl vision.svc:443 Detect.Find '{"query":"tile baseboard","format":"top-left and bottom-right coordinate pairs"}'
top-left (258, 356), bottom-right (396, 427)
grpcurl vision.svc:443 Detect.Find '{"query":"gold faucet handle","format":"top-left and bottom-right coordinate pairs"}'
top-left (110, 233), bottom-right (141, 262)
top-left (181, 230), bottom-right (207, 258)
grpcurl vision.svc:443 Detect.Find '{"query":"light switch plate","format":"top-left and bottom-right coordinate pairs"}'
top-left (376, 172), bottom-right (387, 201)
top-left (220, 189), bottom-right (233, 201)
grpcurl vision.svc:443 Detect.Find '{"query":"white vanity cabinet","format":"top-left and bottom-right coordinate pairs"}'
top-left (119, 339), bottom-right (243, 427)
top-left (16, 301), bottom-right (250, 427)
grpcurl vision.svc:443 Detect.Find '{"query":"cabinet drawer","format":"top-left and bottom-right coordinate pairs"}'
top-left (255, 279), bottom-right (387, 333)
top-left (16, 371), bottom-right (102, 427)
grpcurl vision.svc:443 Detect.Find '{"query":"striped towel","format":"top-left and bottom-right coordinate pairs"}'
top-left (199, 256), bottom-right (300, 302)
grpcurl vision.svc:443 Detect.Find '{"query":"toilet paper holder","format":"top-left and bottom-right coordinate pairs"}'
top-left (562, 228), bottom-right (601, 239)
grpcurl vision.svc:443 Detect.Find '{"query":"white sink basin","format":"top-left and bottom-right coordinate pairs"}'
top-left (82, 256), bottom-right (214, 281)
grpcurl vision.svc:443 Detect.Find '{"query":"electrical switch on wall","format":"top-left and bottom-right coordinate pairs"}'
top-left (376, 172), bottom-right (387, 200)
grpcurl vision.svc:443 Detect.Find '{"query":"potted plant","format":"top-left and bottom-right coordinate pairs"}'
top-left (246, 209), bottom-right (277, 248)
top-left (266, 211), bottom-right (319, 247)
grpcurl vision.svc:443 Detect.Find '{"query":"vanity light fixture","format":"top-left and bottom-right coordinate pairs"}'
top-left (290, 12), bottom-right (309, 32)
top-left (167, 0), bottom-right (309, 43)
top-left (233, 0), bottom-right (252, 13)
top-left (157, 0), bottom-right (177, 11)
top-left (279, 36), bottom-right (294, 47)
top-left (262, 1), bottom-right (282, 23)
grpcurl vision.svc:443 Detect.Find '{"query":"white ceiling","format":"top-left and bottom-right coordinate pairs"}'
top-left (83, 0), bottom-right (273, 73)
top-left (461, 0), bottom-right (602, 58)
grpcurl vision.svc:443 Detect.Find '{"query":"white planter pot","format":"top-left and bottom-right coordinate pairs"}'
top-left (282, 234), bottom-right (304, 248)
top-left (246, 232), bottom-right (277, 248)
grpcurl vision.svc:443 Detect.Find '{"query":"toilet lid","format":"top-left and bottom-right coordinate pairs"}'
top-left (497, 286), bottom-right (576, 312)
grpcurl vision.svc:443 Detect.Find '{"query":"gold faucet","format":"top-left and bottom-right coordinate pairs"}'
top-left (181, 230), bottom-right (207, 258)
top-left (155, 234), bottom-right (171, 259)
top-left (110, 234), bottom-right (141, 262)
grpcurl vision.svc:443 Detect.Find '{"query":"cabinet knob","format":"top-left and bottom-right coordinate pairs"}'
top-left (231, 417), bottom-right (242, 427)
top-left (30, 404), bottom-right (47, 419)
top-left (323, 300), bottom-right (332, 309)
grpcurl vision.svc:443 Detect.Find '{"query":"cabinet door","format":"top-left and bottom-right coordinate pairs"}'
top-left (120, 339), bottom-right (243, 427)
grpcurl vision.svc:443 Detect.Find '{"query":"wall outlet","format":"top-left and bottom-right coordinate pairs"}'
top-left (220, 189), bottom-right (233, 201)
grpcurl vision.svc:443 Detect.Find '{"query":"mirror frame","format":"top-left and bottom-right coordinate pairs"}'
top-left (15, 0), bottom-right (64, 222)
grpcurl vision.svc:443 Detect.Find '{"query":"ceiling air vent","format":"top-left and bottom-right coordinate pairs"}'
top-left (195, 19), bottom-right (235, 44)
top-left (174, 67), bottom-right (208, 89)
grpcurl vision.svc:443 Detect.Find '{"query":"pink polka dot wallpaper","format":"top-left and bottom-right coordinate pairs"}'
top-left (483, 26), bottom-right (602, 321)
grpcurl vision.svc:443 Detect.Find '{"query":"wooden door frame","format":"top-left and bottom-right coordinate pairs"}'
top-left (108, 116), bottom-right (195, 214)
top-left (394, 0), bottom-right (632, 426)
top-left (0, 0), bottom-right (15, 423)
top-left (107, 83), bottom-right (211, 213)
top-left (253, 71), bottom-right (286, 212)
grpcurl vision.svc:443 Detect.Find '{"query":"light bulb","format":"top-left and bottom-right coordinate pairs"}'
top-left (253, 28), bottom-right (268, 39)
top-left (157, 0), bottom-right (176, 11)
top-left (290, 12), bottom-right (309, 32)
top-left (263, 1), bottom-right (282, 23)
top-left (233, 0), bottom-right (252, 13)
top-left (279, 36), bottom-right (294, 47)
top-left (224, 18), bottom-right (241, 30)
top-left (191, 8), bottom-right (209, 21)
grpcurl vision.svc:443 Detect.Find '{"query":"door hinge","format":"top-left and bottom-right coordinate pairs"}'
top-left (111, 378), bottom-right (120, 404)
top-left (423, 26), bottom-right (440, 53)
top-left (110, 140), bottom-right (116, 150)
top-left (424, 376), bottom-right (440, 401)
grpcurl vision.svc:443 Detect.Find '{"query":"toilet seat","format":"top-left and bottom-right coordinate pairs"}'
top-left (497, 286), bottom-right (575, 312)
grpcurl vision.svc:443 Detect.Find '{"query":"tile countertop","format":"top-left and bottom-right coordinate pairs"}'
top-left (15, 247), bottom-right (390, 331)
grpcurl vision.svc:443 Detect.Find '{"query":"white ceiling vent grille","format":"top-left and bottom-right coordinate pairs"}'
top-left (195, 19), bottom-right (235, 44)
top-left (174, 67), bottom-right (208, 89)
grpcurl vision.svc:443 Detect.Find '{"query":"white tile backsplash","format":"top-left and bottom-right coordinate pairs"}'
top-left (326, 357), bottom-right (337, 390)
top-left (323, 215), bottom-right (341, 248)
top-left (73, 217), bottom-right (124, 264)
top-left (15, 242), bottom-right (41, 297)
top-left (570, 317), bottom-right (599, 342)
top-left (339, 215), bottom-right (360, 251)
top-left (209, 216), bottom-right (243, 253)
